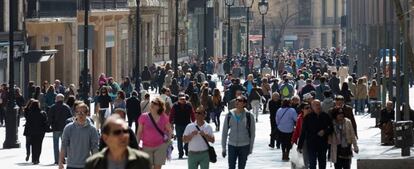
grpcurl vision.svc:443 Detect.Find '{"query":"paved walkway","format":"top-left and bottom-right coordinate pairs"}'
top-left (0, 83), bottom-right (413, 169)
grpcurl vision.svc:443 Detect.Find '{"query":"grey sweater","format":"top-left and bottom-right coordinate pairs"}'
top-left (61, 119), bottom-right (99, 168)
top-left (222, 109), bottom-right (256, 153)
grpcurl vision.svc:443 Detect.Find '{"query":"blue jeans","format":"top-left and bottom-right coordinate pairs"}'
top-left (175, 125), bottom-right (188, 156)
top-left (53, 131), bottom-right (63, 163)
top-left (307, 143), bottom-right (328, 169)
top-left (228, 144), bottom-right (250, 169)
top-left (357, 99), bottom-right (365, 113)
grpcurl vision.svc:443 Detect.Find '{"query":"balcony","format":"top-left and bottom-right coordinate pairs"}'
top-left (78, 0), bottom-right (128, 10)
top-left (27, 0), bottom-right (77, 18)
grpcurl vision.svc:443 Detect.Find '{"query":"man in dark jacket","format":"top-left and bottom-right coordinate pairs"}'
top-left (48, 94), bottom-right (72, 164)
top-left (328, 72), bottom-right (341, 95)
top-left (85, 114), bottom-right (151, 169)
top-left (169, 94), bottom-right (195, 159)
top-left (126, 91), bottom-right (141, 133)
top-left (298, 100), bottom-right (333, 169)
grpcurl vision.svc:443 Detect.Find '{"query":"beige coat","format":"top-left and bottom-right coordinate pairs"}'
top-left (328, 118), bottom-right (358, 163)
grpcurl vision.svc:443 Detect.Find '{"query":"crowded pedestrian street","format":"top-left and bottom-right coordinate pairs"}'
top-left (2, 0), bottom-right (414, 169)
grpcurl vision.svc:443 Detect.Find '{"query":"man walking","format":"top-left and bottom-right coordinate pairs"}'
top-left (126, 91), bottom-right (141, 132)
top-left (298, 100), bottom-right (333, 169)
top-left (183, 106), bottom-right (215, 169)
top-left (222, 96), bottom-right (256, 169)
top-left (48, 94), bottom-right (72, 164)
top-left (85, 114), bottom-right (151, 169)
top-left (169, 94), bottom-right (195, 159)
top-left (59, 103), bottom-right (99, 169)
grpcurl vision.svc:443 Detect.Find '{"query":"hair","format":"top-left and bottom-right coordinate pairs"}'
top-left (196, 106), bottom-right (206, 114)
top-left (281, 98), bottom-right (291, 108)
top-left (131, 90), bottom-right (138, 97)
top-left (299, 102), bottom-right (310, 110)
top-left (66, 95), bottom-right (76, 108)
top-left (113, 108), bottom-right (127, 119)
top-left (144, 93), bottom-right (150, 99)
top-left (212, 88), bottom-right (222, 106)
top-left (331, 108), bottom-right (344, 120)
top-left (323, 90), bottom-right (332, 98)
top-left (24, 99), bottom-right (36, 113)
top-left (56, 94), bottom-right (65, 102)
top-left (341, 82), bottom-right (349, 91)
top-left (29, 100), bottom-right (41, 112)
top-left (117, 90), bottom-right (126, 100)
top-left (76, 103), bottom-right (89, 114)
top-left (153, 97), bottom-right (165, 115)
top-left (101, 114), bottom-right (125, 135)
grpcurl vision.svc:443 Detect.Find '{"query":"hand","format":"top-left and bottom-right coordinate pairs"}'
top-left (222, 151), bottom-right (227, 158)
top-left (297, 148), bottom-right (302, 154)
top-left (191, 131), bottom-right (198, 137)
top-left (317, 130), bottom-right (325, 137)
top-left (354, 146), bottom-right (359, 154)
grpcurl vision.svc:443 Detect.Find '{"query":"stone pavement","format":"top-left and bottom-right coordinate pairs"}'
top-left (0, 85), bottom-right (413, 169)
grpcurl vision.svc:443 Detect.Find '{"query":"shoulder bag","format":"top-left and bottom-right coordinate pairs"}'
top-left (195, 125), bottom-right (217, 163)
top-left (148, 113), bottom-right (169, 142)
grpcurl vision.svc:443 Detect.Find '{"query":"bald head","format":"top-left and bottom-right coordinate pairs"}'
top-left (311, 99), bottom-right (322, 114)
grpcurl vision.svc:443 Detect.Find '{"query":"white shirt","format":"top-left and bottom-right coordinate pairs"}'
top-left (184, 122), bottom-right (214, 152)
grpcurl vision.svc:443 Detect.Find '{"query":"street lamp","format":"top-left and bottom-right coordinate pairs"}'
top-left (243, 0), bottom-right (254, 74)
top-left (80, 0), bottom-right (90, 102)
top-left (135, 0), bottom-right (141, 92)
top-left (174, 0), bottom-right (179, 75)
top-left (203, 0), bottom-right (210, 71)
top-left (258, 0), bottom-right (269, 59)
top-left (225, 0), bottom-right (234, 59)
top-left (3, 0), bottom-right (20, 148)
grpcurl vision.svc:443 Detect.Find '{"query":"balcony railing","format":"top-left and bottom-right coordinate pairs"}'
top-left (27, 0), bottom-right (77, 18)
top-left (78, 0), bottom-right (128, 10)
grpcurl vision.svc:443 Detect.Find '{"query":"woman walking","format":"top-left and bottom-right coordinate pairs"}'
top-left (137, 97), bottom-right (172, 169)
top-left (113, 90), bottom-right (126, 109)
top-left (291, 102), bottom-right (312, 168)
top-left (328, 108), bottom-right (359, 169)
top-left (275, 99), bottom-right (297, 161)
top-left (200, 88), bottom-right (213, 123)
top-left (23, 100), bottom-right (49, 164)
top-left (211, 88), bottom-right (224, 131)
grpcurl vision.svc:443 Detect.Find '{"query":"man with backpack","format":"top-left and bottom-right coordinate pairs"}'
top-left (222, 96), bottom-right (256, 169)
top-left (279, 77), bottom-right (294, 99)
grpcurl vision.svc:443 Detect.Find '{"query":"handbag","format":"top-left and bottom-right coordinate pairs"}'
top-left (195, 126), bottom-right (217, 163)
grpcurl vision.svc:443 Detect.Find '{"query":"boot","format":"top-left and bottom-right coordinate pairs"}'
top-left (285, 150), bottom-right (290, 161)
top-left (282, 151), bottom-right (286, 161)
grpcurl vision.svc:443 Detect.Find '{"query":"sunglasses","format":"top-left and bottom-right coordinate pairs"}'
top-left (151, 101), bottom-right (160, 105)
top-left (110, 129), bottom-right (129, 136)
top-left (179, 98), bottom-right (186, 100)
top-left (304, 106), bottom-right (311, 110)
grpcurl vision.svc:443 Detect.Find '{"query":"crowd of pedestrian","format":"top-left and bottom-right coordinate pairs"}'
top-left (2, 47), bottom-right (413, 169)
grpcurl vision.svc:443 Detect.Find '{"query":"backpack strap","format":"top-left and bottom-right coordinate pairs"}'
top-left (227, 111), bottom-right (251, 138)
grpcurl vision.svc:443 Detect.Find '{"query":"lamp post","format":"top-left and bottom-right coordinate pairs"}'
top-left (135, 0), bottom-right (141, 92)
top-left (3, 0), bottom-right (20, 148)
top-left (258, 0), bottom-right (268, 60)
top-left (225, 0), bottom-right (234, 59)
top-left (203, 0), bottom-right (208, 71)
top-left (243, 0), bottom-right (254, 74)
top-left (174, 0), bottom-right (179, 74)
top-left (81, 0), bottom-right (90, 102)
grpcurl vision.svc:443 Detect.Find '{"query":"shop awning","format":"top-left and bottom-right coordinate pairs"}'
top-left (24, 50), bottom-right (58, 63)
top-left (249, 35), bottom-right (262, 42)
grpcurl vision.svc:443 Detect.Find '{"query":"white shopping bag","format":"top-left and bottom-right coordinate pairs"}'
top-left (103, 108), bottom-right (111, 118)
top-left (290, 145), bottom-right (305, 169)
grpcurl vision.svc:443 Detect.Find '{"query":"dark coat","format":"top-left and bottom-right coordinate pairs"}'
top-left (126, 96), bottom-right (141, 122)
top-left (329, 77), bottom-right (341, 94)
top-left (85, 147), bottom-right (151, 169)
top-left (24, 109), bottom-right (49, 136)
top-left (48, 101), bottom-right (73, 132)
top-left (298, 111), bottom-right (333, 150)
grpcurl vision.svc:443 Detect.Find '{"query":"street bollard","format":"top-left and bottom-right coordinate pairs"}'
top-left (393, 121), bottom-right (413, 156)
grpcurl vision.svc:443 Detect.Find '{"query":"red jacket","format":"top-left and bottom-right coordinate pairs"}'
top-left (291, 112), bottom-right (304, 144)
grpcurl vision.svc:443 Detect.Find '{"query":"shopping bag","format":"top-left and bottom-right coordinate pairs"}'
top-left (290, 145), bottom-right (305, 169)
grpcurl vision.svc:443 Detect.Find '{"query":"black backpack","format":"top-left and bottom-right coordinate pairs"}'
top-left (227, 112), bottom-right (252, 138)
